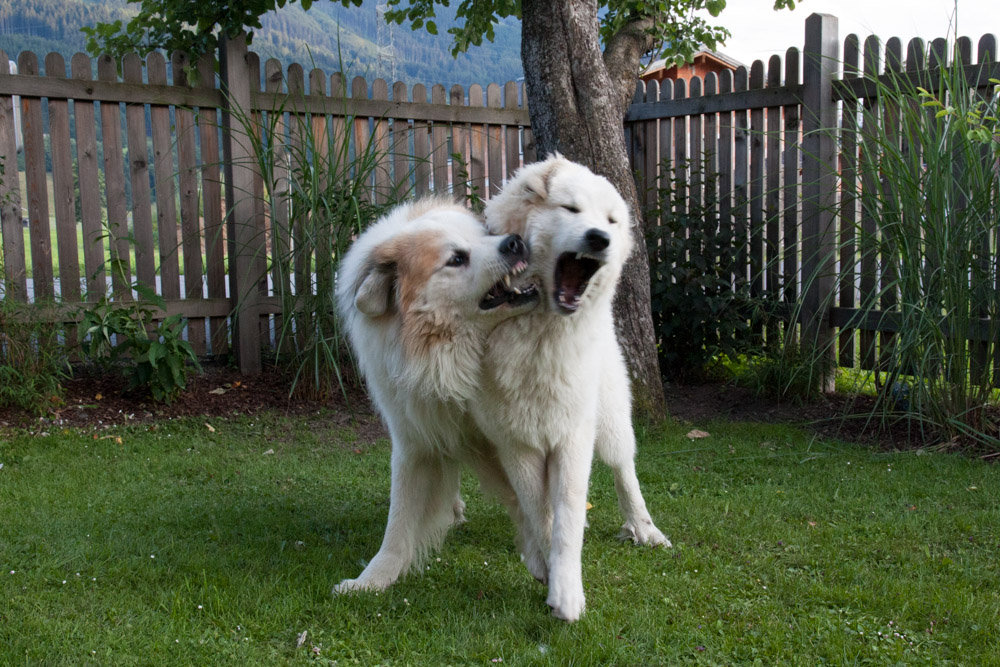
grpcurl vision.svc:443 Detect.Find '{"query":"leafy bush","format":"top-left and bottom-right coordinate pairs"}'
top-left (647, 161), bottom-right (753, 381)
top-left (0, 297), bottom-right (70, 414)
top-left (78, 289), bottom-right (200, 404)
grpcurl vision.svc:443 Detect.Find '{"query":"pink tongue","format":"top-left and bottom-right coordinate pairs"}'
top-left (559, 259), bottom-right (586, 300)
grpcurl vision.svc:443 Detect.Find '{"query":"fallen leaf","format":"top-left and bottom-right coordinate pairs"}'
top-left (586, 502), bottom-right (594, 510)
top-left (263, 448), bottom-right (275, 455)
top-left (296, 630), bottom-right (308, 648)
top-left (233, 381), bottom-right (242, 388)
top-left (95, 393), bottom-right (103, 401)
top-left (205, 423), bottom-right (216, 433)
top-left (208, 388), bottom-right (227, 395)
top-left (808, 521), bottom-right (817, 527)
top-left (686, 429), bottom-right (711, 439)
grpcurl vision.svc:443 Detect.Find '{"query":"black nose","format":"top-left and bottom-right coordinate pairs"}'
top-left (585, 228), bottom-right (611, 252)
top-left (500, 234), bottom-right (528, 259)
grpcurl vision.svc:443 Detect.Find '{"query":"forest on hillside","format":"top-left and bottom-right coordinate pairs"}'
top-left (0, 0), bottom-right (524, 90)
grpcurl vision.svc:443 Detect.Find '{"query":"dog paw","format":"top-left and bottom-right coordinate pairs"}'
top-left (451, 496), bottom-right (468, 525)
top-left (521, 549), bottom-right (549, 584)
top-left (332, 576), bottom-right (389, 595)
top-left (619, 519), bottom-right (672, 548)
top-left (546, 579), bottom-right (585, 623)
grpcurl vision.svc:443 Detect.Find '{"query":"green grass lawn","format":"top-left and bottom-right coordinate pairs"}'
top-left (1, 412), bottom-right (999, 665)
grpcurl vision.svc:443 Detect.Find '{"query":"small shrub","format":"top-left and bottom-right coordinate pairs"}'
top-left (648, 161), bottom-right (754, 382)
top-left (78, 290), bottom-right (200, 404)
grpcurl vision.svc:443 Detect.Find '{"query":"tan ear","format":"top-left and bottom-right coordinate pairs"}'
top-left (354, 263), bottom-right (395, 316)
top-left (355, 238), bottom-right (403, 317)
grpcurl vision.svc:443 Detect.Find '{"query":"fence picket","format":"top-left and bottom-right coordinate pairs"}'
top-left (468, 84), bottom-right (487, 203)
top-left (521, 82), bottom-right (537, 163)
top-left (430, 85), bottom-right (449, 193)
top-left (486, 83), bottom-right (503, 199)
top-left (197, 53), bottom-right (227, 355)
top-left (733, 67), bottom-right (749, 295)
top-left (450, 85), bottom-right (470, 201)
top-left (372, 78), bottom-right (392, 204)
top-left (264, 57), bottom-right (291, 355)
top-left (879, 38), bottom-right (903, 374)
top-left (393, 81), bottom-right (412, 196)
top-left (782, 47), bottom-right (801, 337)
top-left (19, 52), bottom-right (54, 301)
top-left (749, 61), bottom-right (765, 343)
top-left (0, 52), bottom-right (26, 300)
top-left (352, 76), bottom-right (372, 203)
top-left (503, 81), bottom-right (520, 180)
top-left (45, 53), bottom-right (80, 308)
top-left (716, 71), bottom-right (733, 291)
top-left (122, 54), bottom-right (157, 295)
top-left (689, 77), bottom-right (703, 221)
top-left (147, 53), bottom-right (181, 305)
top-left (409, 84), bottom-right (430, 195)
top-left (858, 36), bottom-right (881, 371)
top-left (839, 36), bottom-right (860, 367)
top-left (644, 79), bottom-right (660, 223)
top-left (764, 55), bottom-right (783, 346)
top-left (173, 51), bottom-right (206, 355)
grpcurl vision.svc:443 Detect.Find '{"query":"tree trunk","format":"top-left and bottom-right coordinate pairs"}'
top-left (520, 0), bottom-right (666, 420)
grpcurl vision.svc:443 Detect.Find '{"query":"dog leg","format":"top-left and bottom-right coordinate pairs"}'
top-left (545, 440), bottom-right (594, 623)
top-left (494, 445), bottom-right (553, 583)
top-left (465, 450), bottom-right (549, 584)
top-left (596, 366), bottom-right (670, 548)
top-left (334, 452), bottom-right (458, 594)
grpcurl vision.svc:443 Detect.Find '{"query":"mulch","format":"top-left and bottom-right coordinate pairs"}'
top-left (0, 361), bottom-right (987, 454)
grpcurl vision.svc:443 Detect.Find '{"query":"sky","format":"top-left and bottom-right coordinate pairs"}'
top-left (709, 0), bottom-right (999, 66)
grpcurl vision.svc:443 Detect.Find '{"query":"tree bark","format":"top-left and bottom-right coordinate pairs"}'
top-left (521, 0), bottom-right (666, 420)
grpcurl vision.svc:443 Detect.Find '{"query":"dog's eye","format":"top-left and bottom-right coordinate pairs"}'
top-left (446, 251), bottom-right (469, 268)
top-left (608, 217), bottom-right (619, 225)
top-left (561, 204), bottom-right (580, 214)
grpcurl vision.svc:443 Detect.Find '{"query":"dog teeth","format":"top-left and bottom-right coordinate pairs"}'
top-left (503, 275), bottom-right (511, 287)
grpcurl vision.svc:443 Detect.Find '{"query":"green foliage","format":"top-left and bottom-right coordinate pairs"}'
top-left (81, 0), bottom-right (799, 74)
top-left (82, 0), bottom-right (364, 64)
top-left (0, 298), bottom-right (70, 414)
top-left (78, 292), bottom-right (201, 404)
top-left (833, 57), bottom-right (1000, 447)
top-left (736, 343), bottom-right (834, 404)
top-left (648, 160), bottom-right (752, 382)
top-left (450, 151), bottom-right (484, 214)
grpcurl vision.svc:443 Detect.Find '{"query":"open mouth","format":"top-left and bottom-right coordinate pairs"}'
top-left (554, 252), bottom-right (603, 314)
top-left (479, 259), bottom-right (539, 310)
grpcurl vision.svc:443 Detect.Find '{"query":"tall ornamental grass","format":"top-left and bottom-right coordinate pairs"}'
top-left (837, 48), bottom-right (1000, 447)
top-left (230, 79), bottom-right (414, 399)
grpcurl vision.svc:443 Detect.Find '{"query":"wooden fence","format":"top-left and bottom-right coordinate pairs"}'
top-left (0, 36), bottom-right (534, 373)
top-left (626, 13), bottom-right (1000, 383)
top-left (2, 12), bottom-right (999, 378)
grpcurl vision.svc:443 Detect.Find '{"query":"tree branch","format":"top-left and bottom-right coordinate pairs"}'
top-left (602, 15), bottom-right (655, 116)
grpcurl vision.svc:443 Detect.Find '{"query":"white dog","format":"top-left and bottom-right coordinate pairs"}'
top-left (475, 156), bottom-right (669, 622)
top-left (334, 198), bottom-right (539, 593)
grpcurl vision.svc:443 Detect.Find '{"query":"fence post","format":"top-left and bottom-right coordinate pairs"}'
top-left (800, 13), bottom-right (839, 391)
top-left (219, 33), bottom-right (263, 375)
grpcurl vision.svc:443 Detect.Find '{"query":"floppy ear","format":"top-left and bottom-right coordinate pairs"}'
top-left (354, 250), bottom-right (398, 317)
top-left (520, 155), bottom-right (562, 205)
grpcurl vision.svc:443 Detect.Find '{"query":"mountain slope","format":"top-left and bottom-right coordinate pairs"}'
top-left (0, 0), bottom-right (524, 89)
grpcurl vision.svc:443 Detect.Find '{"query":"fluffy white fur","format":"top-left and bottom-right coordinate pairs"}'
top-left (476, 156), bottom-right (670, 622)
top-left (334, 198), bottom-right (537, 593)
